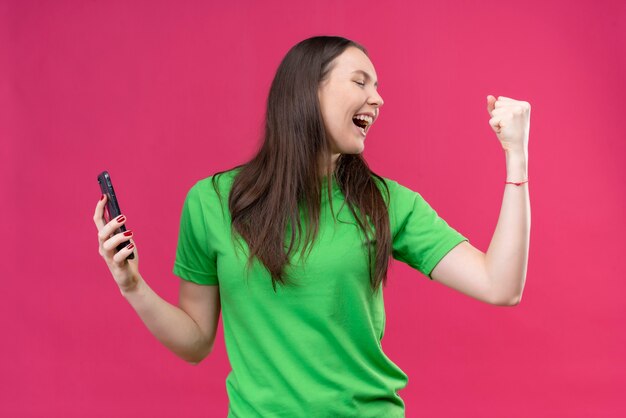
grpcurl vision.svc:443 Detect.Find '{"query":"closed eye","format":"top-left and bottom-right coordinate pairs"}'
top-left (354, 81), bottom-right (365, 87)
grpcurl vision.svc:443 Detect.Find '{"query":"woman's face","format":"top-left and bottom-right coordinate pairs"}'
top-left (318, 46), bottom-right (384, 158)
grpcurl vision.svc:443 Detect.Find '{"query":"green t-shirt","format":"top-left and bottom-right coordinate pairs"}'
top-left (173, 168), bottom-right (468, 418)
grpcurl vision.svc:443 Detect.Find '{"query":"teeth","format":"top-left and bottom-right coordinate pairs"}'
top-left (353, 114), bottom-right (373, 125)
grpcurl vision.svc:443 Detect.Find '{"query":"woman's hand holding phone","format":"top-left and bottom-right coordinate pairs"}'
top-left (94, 194), bottom-right (140, 293)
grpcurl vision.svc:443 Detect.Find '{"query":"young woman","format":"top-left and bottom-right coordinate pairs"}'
top-left (93, 36), bottom-right (530, 417)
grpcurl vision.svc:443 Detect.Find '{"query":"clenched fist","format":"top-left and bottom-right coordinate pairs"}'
top-left (487, 95), bottom-right (530, 154)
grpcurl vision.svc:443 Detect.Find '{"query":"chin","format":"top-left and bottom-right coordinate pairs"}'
top-left (331, 137), bottom-right (365, 155)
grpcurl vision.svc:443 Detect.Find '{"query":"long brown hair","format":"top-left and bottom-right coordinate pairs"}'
top-left (212, 36), bottom-right (391, 295)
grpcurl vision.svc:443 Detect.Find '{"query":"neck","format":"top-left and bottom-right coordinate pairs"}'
top-left (319, 153), bottom-right (341, 176)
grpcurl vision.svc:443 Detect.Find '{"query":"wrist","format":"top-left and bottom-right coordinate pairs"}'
top-left (120, 274), bottom-right (143, 297)
top-left (505, 148), bottom-right (528, 163)
top-left (505, 150), bottom-right (528, 182)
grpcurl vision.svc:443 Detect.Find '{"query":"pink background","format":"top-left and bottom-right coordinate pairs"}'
top-left (2, 0), bottom-right (625, 417)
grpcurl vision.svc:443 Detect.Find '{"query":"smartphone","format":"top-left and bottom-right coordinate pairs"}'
top-left (97, 170), bottom-right (135, 259)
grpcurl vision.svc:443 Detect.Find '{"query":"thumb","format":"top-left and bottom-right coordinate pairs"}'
top-left (486, 95), bottom-right (496, 116)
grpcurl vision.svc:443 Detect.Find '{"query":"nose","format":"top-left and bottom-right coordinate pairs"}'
top-left (368, 89), bottom-right (384, 107)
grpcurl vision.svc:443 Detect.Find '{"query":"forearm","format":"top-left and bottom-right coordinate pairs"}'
top-left (121, 275), bottom-right (210, 364)
top-left (485, 151), bottom-right (531, 305)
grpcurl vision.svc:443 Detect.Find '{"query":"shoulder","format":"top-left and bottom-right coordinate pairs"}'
top-left (373, 174), bottom-right (421, 205)
top-left (181, 166), bottom-right (243, 219)
top-left (189, 166), bottom-right (243, 198)
top-left (373, 174), bottom-right (433, 233)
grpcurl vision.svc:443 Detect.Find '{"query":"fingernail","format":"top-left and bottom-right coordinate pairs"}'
top-left (127, 243), bottom-right (135, 250)
top-left (123, 230), bottom-right (133, 237)
top-left (116, 215), bottom-right (125, 223)
top-left (100, 194), bottom-right (105, 201)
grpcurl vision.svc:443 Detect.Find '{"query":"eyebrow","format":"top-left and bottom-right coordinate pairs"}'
top-left (351, 70), bottom-right (378, 87)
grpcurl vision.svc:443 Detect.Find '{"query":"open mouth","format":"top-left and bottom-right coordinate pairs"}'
top-left (352, 114), bottom-right (373, 135)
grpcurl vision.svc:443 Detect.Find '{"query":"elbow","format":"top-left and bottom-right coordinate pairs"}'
top-left (184, 345), bottom-right (213, 366)
top-left (487, 275), bottom-right (525, 306)
top-left (505, 295), bottom-right (522, 306)
top-left (490, 292), bottom-right (522, 307)
top-left (185, 351), bottom-right (210, 366)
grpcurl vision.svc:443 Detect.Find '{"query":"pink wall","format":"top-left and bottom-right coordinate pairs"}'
top-left (2, 0), bottom-right (625, 416)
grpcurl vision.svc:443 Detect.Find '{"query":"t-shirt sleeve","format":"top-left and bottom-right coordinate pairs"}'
top-left (388, 180), bottom-right (469, 279)
top-left (173, 182), bottom-right (219, 285)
